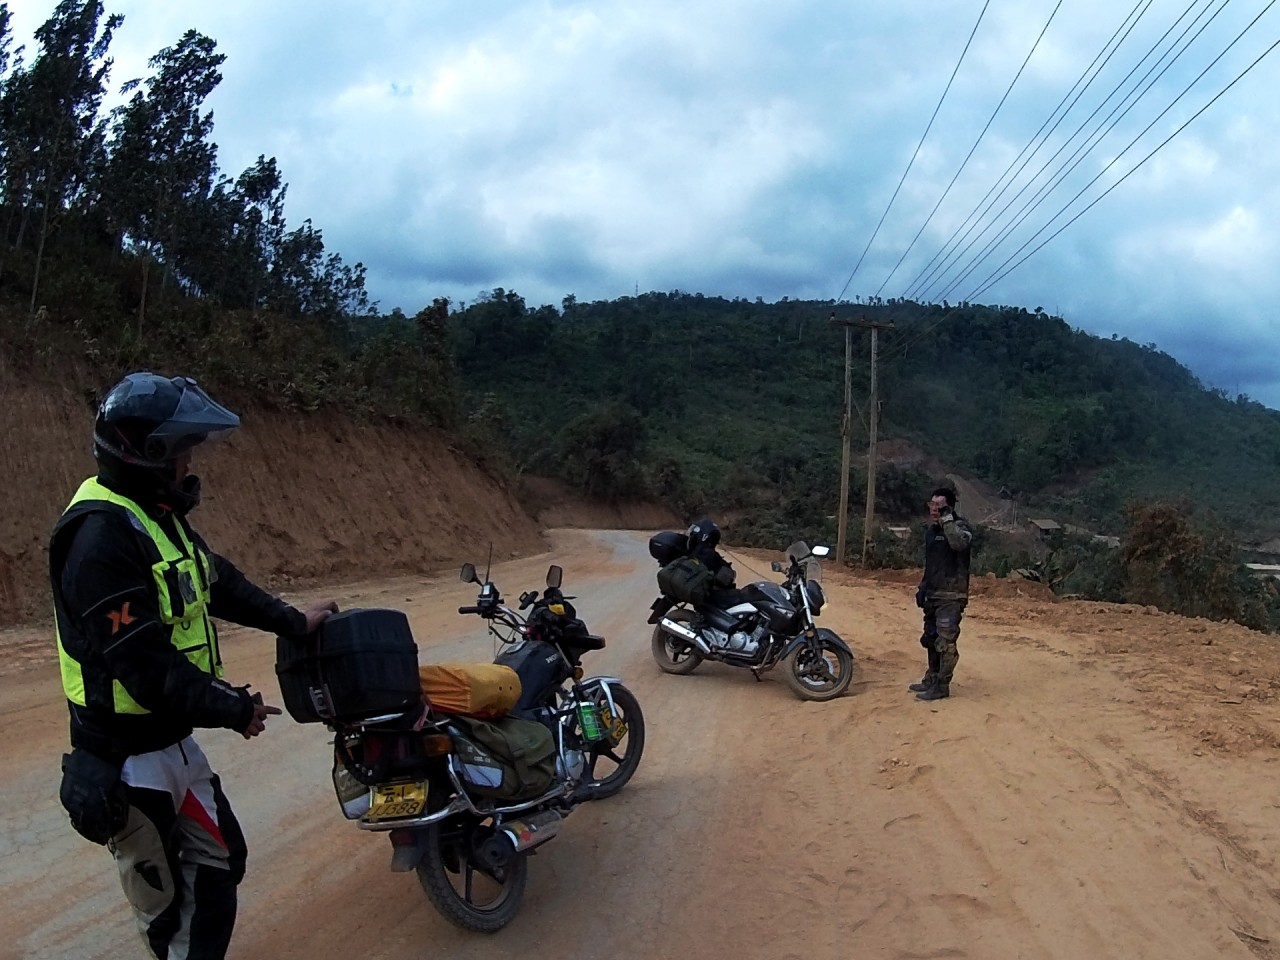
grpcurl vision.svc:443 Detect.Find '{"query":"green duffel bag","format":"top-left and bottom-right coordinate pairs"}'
top-left (656, 556), bottom-right (713, 604)
top-left (450, 715), bottom-right (558, 800)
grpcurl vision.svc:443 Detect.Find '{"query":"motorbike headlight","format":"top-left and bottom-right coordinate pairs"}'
top-left (805, 580), bottom-right (825, 614)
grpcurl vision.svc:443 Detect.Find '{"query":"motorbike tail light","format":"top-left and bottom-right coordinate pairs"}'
top-left (422, 733), bottom-right (453, 757)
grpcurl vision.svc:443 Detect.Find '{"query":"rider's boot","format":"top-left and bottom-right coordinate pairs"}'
top-left (908, 671), bottom-right (936, 693)
top-left (915, 682), bottom-right (950, 702)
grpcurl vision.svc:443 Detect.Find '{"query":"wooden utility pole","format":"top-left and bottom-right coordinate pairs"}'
top-left (831, 314), bottom-right (895, 566)
top-left (834, 316), bottom-right (853, 565)
top-left (862, 320), bottom-right (887, 564)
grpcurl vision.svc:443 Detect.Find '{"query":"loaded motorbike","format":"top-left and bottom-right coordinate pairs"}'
top-left (276, 564), bottom-right (644, 934)
top-left (647, 537), bottom-right (856, 701)
top-left (462, 560), bottom-right (645, 803)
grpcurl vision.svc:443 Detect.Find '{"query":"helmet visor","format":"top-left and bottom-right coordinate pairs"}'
top-left (143, 378), bottom-right (240, 462)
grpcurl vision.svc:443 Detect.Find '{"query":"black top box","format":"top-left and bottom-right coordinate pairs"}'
top-left (649, 530), bottom-right (688, 566)
top-left (276, 608), bottom-right (421, 724)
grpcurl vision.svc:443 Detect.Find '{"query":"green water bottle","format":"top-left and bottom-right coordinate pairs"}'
top-left (577, 701), bottom-right (604, 741)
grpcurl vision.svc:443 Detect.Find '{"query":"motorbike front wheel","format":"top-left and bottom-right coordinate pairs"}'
top-left (416, 820), bottom-right (528, 933)
top-left (582, 683), bottom-right (646, 799)
top-left (782, 633), bottom-right (856, 702)
top-left (650, 608), bottom-right (703, 675)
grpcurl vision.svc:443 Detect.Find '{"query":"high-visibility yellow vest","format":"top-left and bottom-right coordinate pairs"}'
top-left (56, 477), bottom-right (222, 714)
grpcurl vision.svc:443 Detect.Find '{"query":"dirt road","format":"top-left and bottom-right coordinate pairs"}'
top-left (5, 530), bottom-right (1280, 960)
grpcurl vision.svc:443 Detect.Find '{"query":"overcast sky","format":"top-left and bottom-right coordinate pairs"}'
top-left (8, 0), bottom-right (1280, 404)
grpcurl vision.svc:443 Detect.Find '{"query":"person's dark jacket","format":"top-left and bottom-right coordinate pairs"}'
top-left (920, 511), bottom-right (973, 602)
top-left (688, 542), bottom-right (736, 588)
top-left (51, 478), bottom-right (307, 761)
top-left (688, 541), bottom-right (743, 609)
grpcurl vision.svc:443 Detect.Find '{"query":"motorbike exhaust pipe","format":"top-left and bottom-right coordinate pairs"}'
top-left (500, 809), bottom-right (564, 854)
top-left (659, 617), bottom-right (713, 655)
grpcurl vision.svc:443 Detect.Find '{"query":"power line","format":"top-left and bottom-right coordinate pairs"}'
top-left (902, 0), bottom-right (1155, 302)
top-left (872, 0), bottom-right (1065, 299)
top-left (967, 4), bottom-right (1280, 300)
top-left (933, 0), bottom-right (1226, 303)
top-left (880, 305), bottom-right (962, 369)
top-left (835, 0), bottom-right (991, 303)
top-left (873, 3), bottom-right (1277, 378)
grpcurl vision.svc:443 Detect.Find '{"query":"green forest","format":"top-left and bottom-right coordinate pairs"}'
top-left (3, 1), bottom-right (1280, 630)
top-left (0, 0), bottom-right (456, 424)
top-left (449, 289), bottom-right (1280, 539)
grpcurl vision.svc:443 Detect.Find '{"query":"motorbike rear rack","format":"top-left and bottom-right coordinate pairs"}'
top-left (355, 758), bottom-right (575, 832)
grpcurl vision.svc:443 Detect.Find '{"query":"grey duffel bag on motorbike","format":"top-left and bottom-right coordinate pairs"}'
top-left (450, 715), bottom-right (557, 800)
top-left (657, 556), bottom-right (713, 604)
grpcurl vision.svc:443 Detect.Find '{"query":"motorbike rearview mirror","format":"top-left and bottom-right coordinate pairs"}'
top-left (771, 560), bottom-right (784, 573)
top-left (811, 545), bottom-right (831, 558)
top-left (546, 565), bottom-right (563, 589)
top-left (460, 563), bottom-right (479, 583)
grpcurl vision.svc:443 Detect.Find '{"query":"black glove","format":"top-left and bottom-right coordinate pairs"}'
top-left (915, 585), bottom-right (926, 608)
top-left (223, 681), bottom-right (260, 734)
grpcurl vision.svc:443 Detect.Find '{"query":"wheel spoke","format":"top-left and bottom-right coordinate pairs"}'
top-left (464, 862), bottom-right (474, 903)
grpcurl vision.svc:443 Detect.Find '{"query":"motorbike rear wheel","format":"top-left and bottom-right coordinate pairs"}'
top-left (782, 633), bottom-right (856, 702)
top-left (651, 609), bottom-right (703, 675)
top-left (416, 820), bottom-right (528, 933)
top-left (582, 683), bottom-right (645, 799)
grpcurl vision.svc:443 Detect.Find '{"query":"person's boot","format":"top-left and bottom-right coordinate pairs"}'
top-left (909, 649), bottom-right (941, 692)
top-left (916, 682), bottom-right (950, 701)
top-left (908, 672), bottom-right (936, 693)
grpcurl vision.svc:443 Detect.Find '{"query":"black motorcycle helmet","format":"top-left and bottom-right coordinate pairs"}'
top-left (687, 517), bottom-right (721, 550)
top-left (93, 372), bottom-right (240, 512)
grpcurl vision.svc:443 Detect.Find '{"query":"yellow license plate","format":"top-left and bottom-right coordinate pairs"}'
top-left (364, 781), bottom-right (428, 821)
top-left (598, 704), bottom-right (628, 743)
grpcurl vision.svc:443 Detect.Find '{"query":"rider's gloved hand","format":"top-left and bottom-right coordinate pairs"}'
top-left (303, 600), bottom-right (339, 634)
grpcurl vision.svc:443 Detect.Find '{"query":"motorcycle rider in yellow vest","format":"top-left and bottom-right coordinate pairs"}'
top-left (51, 372), bottom-right (338, 960)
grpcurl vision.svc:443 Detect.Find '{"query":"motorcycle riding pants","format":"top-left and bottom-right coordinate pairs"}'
top-left (922, 600), bottom-right (965, 685)
top-left (108, 737), bottom-right (246, 960)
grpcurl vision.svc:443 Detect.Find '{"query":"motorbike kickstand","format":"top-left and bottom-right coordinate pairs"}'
top-left (749, 667), bottom-right (764, 683)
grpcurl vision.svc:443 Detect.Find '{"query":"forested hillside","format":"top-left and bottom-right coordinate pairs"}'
top-left (451, 290), bottom-right (1280, 547)
top-left (0, 1), bottom-right (461, 429)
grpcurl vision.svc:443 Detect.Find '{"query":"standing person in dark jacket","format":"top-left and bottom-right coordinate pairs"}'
top-left (51, 372), bottom-right (339, 960)
top-left (686, 517), bottom-right (744, 609)
top-left (910, 486), bottom-right (973, 701)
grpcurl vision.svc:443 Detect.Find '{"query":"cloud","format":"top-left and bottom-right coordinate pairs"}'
top-left (7, 0), bottom-right (1280, 403)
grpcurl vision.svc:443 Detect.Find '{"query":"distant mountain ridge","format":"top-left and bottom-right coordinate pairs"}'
top-left (449, 291), bottom-right (1280, 545)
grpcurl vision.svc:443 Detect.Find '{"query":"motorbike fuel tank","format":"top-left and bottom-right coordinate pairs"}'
top-left (742, 582), bottom-right (798, 632)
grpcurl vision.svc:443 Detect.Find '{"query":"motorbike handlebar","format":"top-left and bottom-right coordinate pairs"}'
top-left (458, 605), bottom-right (482, 615)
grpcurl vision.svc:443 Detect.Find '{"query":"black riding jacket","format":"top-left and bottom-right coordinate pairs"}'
top-left (51, 475), bottom-right (308, 761)
top-left (920, 513), bottom-right (973, 602)
top-left (688, 542), bottom-right (744, 609)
